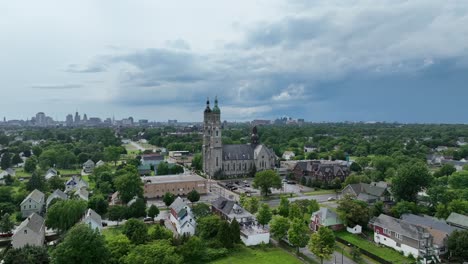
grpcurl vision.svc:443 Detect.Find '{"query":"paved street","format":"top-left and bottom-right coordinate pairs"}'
top-left (265, 193), bottom-right (337, 207)
top-left (300, 246), bottom-right (356, 264)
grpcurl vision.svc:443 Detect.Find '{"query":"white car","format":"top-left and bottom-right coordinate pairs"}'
top-left (327, 197), bottom-right (336, 201)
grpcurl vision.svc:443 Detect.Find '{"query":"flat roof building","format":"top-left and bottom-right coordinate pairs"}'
top-left (142, 173), bottom-right (207, 198)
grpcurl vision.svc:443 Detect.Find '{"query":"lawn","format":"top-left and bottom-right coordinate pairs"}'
top-left (12, 168), bottom-right (31, 177)
top-left (102, 226), bottom-right (124, 240)
top-left (335, 231), bottom-right (410, 264)
top-left (302, 189), bottom-right (336, 195)
top-left (58, 168), bottom-right (81, 175)
top-left (210, 246), bottom-right (303, 264)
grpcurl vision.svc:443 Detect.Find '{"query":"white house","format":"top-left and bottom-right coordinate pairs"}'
top-left (282, 151), bottom-right (295, 161)
top-left (169, 197), bottom-right (196, 236)
top-left (44, 168), bottom-right (58, 180)
top-left (96, 160), bottom-right (105, 167)
top-left (46, 189), bottom-right (68, 208)
top-left (11, 213), bottom-right (45, 249)
top-left (20, 189), bottom-right (45, 217)
top-left (65, 176), bottom-right (88, 193)
top-left (82, 159), bottom-right (95, 174)
top-left (75, 187), bottom-right (89, 201)
top-left (81, 208), bottom-right (103, 233)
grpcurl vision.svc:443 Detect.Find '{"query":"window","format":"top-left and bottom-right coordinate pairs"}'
top-left (216, 130), bottom-right (218, 136)
top-left (29, 205), bottom-right (31, 209)
top-left (396, 242), bottom-right (401, 247)
top-left (216, 157), bottom-right (219, 167)
top-left (24, 230), bottom-right (27, 234)
top-left (382, 228), bottom-right (388, 235)
top-left (395, 233), bottom-right (403, 240)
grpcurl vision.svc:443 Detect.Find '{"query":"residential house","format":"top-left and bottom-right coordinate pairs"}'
top-left (81, 208), bottom-right (103, 233)
top-left (21, 189), bottom-right (45, 217)
top-left (75, 187), bottom-right (89, 201)
top-left (5, 168), bottom-right (15, 176)
top-left (426, 154), bottom-right (444, 166)
top-left (169, 197), bottom-right (196, 236)
top-left (211, 197), bottom-right (270, 246)
top-left (292, 160), bottom-right (350, 183)
top-left (65, 176), bottom-right (88, 193)
top-left (137, 164), bottom-right (152, 176)
top-left (96, 160), bottom-right (105, 167)
top-left (44, 168), bottom-right (58, 180)
top-left (401, 213), bottom-right (460, 255)
top-left (110, 191), bottom-right (121, 205)
top-left (446, 213), bottom-right (468, 230)
top-left (0, 171), bottom-right (11, 185)
top-left (372, 214), bottom-right (435, 258)
top-left (46, 189), bottom-right (68, 208)
top-left (341, 182), bottom-right (392, 204)
top-left (441, 159), bottom-right (468, 171)
top-left (11, 213), bottom-right (45, 249)
top-left (310, 207), bottom-right (344, 232)
top-left (282, 151), bottom-right (295, 161)
top-left (83, 159), bottom-right (95, 174)
top-left (140, 154), bottom-right (164, 167)
top-left (304, 145), bottom-right (317, 153)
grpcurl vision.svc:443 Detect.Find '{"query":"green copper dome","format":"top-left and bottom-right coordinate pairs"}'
top-left (212, 96), bottom-right (221, 113)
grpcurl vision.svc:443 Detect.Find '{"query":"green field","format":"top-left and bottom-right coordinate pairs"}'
top-left (102, 226), bottom-right (124, 240)
top-left (210, 246), bottom-right (303, 264)
top-left (302, 189), bottom-right (336, 196)
top-left (335, 231), bottom-right (410, 264)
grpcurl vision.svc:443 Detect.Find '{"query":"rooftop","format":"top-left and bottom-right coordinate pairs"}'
top-left (142, 173), bottom-right (206, 184)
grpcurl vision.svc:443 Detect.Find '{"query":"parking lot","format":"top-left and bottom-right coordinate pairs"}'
top-left (218, 178), bottom-right (313, 196)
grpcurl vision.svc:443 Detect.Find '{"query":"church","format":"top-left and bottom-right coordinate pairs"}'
top-left (202, 97), bottom-right (277, 179)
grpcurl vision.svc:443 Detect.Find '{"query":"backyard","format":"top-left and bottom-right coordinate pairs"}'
top-left (211, 246), bottom-right (304, 264)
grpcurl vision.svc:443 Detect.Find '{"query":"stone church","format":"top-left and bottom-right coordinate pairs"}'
top-left (202, 97), bottom-right (277, 178)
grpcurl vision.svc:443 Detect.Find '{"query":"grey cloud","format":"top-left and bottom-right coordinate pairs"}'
top-left (165, 39), bottom-right (191, 50)
top-left (30, 84), bottom-right (83, 89)
top-left (66, 64), bottom-right (106, 73)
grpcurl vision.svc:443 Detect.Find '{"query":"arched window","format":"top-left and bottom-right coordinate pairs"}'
top-left (216, 157), bottom-right (219, 167)
top-left (216, 130), bottom-right (218, 136)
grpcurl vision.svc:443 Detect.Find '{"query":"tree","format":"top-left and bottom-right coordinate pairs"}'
top-left (253, 170), bottom-right (282, 196)
top-left (192, 203), bottom-right (211, 218)
top-left (371, 201), bottom-right (384, 217)
top-left (289, 203), bottom-right (303, 220)
top-left (1, 152), bottom-right (11, 170)
top-left (52, 224), bottom-right (110, 264)
top-left (349, 162), bottom-right (362, 172)
top-left (104, 146), bottom-right (122, 166)
top-left (179, 236), bottom-right (206, 264)
top-left (288, 218), bottom-right (310, 253)
top-left (88, 194), bottom-right (109, 215)
top-left (108, 205), bottom-right (128, 224)
top-left (149, 224), bottom-right (173, 240)
top-left (257, 203), bottom-right (272, 227)
top-left (0, 213), bottom-right (14, 234)
top-left (127, 198), bottom-right (147, 218)
top-left (123, 240), bottom-right (183, 264)
top-left (230, 218), bottom-right (241, 244)
top-left (244, 196), bottom-right (259, 214)
top-left (46, 199), bottom-right (87, 233)
top-left (24, 156), bottom-right (38, 173)
top-left (187, 190), bottom-right (200, 204)
top-left (47, 176), bottom-right (65, 191)
top-left (278, 196), bottom-right (290, 217)
top-left (217, 220), bottom-right (234, 248)
top-left (337, 195), bottom-right (370, 227)
top-left (26, 172), bottom-right (47, 192)
top-left (308, 227), bottom-right (336, 264)
top-left (448, 170), bottom-right (468, 189)
top-left (270, 215), bottom-right (290, 240)
top-left (196, 215), bottom-right (222, 240)
top-left (192, 153), bottom-right (202, 171)
top-left (122, 218), bottom-right (149, 245)
top-left (147, 204), bottom-right (160, 219)
top-left (114, 171), bottom-right (143, 204)
top-left (163, 192), bottom-right (175, 207)
top-left (448, 230), bottom-right (468, 262)
top-left (3, 245), bottom-right (50, 264)
top-left (106, 234), bottom-right (133, 264)
top-left (11, 153), bottom-right (22, 166)
top-left (434, 164), bottom-right (456, 177)
top-left (392, 162), bottom-right (432, 202)
top-left (391, 201), bottom-right (418, 218)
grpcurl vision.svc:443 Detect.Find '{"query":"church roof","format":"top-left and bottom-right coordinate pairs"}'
top-left (222, 144), bottom-right (254, 160)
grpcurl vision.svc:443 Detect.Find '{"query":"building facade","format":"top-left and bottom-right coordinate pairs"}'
top-left (142, 174), bottom-right (207, 198)
top-left (202, 97), bottom-right (276, 178)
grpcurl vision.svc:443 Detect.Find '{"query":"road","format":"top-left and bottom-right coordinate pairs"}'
top-left (129, 141), bottom-right (145, 151)
top-left (265, 193), bottom-right (336, 207)
top-left (299, 246), bottom-right (357, 264)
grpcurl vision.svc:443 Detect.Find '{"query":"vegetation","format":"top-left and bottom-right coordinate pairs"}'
top-left (308, 227), bottom-right (335, 264)
top-left (253, 170), bottom-right (282, 196)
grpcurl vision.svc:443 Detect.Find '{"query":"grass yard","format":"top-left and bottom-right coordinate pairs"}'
top-left (58, 168), bottom-right (81, 175)
top-left (102, 226), bottom-right (124, 240)
top-left (335, 231), bottom-right (410, 264)
top-left (12, 168), bottom-right (31, 177)
top-left (210, 246), bottom-right (303, 264)
top-left (80, 175), bottom-right (96, 189)
top-left (302, 189), bottom-right (336, 195)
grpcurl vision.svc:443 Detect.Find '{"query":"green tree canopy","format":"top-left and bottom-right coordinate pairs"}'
top-left (114, 168), bottom-right (143, 204)
top-left (253, 170), bottom-right (282, 196)
top-left (3, 245), bottom-right (50, 264)
top-left (288, 218), bottom-right (310, 253)
top-left (308, 227), bottom-right (336, 264)
top-left (123, 240), bottom-right (183, 264)
top-left (278, 196), bottom-right (290, 217)
top-left (270, 215), bottom-right (290, 240)
top-left (448, 230), bottom-right (468, 262)
top-left (163, 192), bottom-right (175, 207)
top-left (46, 199), bottom-right (87, 233)
top-left (192, 203), bottom-right (211, 219)
top-left (147, 204), bottom-right (160, 219)
top-left (392, 162), bottom-right (432, 202)
top-left (187, 190), bottom-right (200, 204)
top-left (122, 218), bottom-right (149, 245)
top-left (106, 234), bottom-right (133, 264)
top-left (256, 203), bottom-right (272, 227)
top-left (337, 195), bottom-right (370, 227)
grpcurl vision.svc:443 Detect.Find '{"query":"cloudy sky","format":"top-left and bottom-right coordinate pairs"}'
top-left (1, 0), bottom-right (468, 123)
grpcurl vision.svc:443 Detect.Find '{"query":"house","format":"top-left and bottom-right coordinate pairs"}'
top-left (140, 154), bottom-right (164, 167)
top-left (446, 212), bottom-right (468, 230)
top-left (211, 197), bottom-right (270, 246)
top-left (426, 154), bottom-right (445, 166)
top-left (83, 159), bottom-right (95, 174)
top-left (11, 213), bottom-right (46, 249)
top-left (292, 160), bottom-right (350, 183)
top-left (96, 160), bottom-right (105, 167)
top-left (341, 182), bottom-right (392, 204)
top-left (65, 176), bottom-right (89, 193)
top-left (304, 146), bottom-right (318, 153)
top-left (46, 189), bottom-right (68, 208)
top-left (435, 146), bottom-right (449, 152)
top-left (310, 207), bottom-right (344, 232)
top-left (44, 168), bottom-right (58, 180)
top-left (282, 151), bottom-right (295, 161)
top-left (110, 191), bottom-right (121, 205)
top-left (372, 214), bottom-right (435, 258)
top-left (21, 189), bottom-right (45, 217)
top-left (169, 197), bottom-right (196, 236)
top-left (441, 159), bottom-right (468, 171)
top-left (75, 187), bottom-right (89, 201)
top-left (81, 209), bottom-right (103, 233)
top-left (137, 164), bottom-right (152, 176)
top-left (401, 213), bottom-right (460, 255)
top-left (5, 168), bottom-right (15, 176)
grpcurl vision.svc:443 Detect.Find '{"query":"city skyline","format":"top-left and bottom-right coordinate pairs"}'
top-left (2, 1), bottom-right (468, 123)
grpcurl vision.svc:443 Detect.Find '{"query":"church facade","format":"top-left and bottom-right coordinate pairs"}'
top-left (203, 97), bottom-right (277, 179)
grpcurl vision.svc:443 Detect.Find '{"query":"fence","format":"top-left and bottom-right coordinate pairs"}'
top-left (335, 236), bottom-right (393, 264)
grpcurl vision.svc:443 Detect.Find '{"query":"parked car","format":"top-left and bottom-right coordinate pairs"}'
top-left (102, 221), bottom-right (108, 227)
top-left (144, 217), bottom-right (153, 222)
top-left (287, 181), bottom-right (296, 184)
top-left (327, 197), bottom-right (336, 201)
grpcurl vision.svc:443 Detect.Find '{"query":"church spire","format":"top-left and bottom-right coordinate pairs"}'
top-left (212, 96), bottom-right (220, 113)
top-left (251, 126), bottom-right (259, 146)
top-left (204, 97), bottom-right (212, 113)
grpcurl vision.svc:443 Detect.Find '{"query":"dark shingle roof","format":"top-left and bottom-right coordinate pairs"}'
top-left (401, 214), bottom-right (460, 234)
top-left (373, 214), bottom-right (425, 240)
top-left (222, 145), bottom-right (254, 161)
top-left (212, 196), bottom-right (236, 216)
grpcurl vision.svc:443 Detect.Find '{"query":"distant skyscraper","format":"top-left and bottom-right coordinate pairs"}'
top-left (66, 114), bottom-right (74, 126)
top-left (83, 114), bottom-right (88, 122)
top-left (74, 112), bottom-right (81, 124)
top-left (35, 112), bottom-right (46, 126)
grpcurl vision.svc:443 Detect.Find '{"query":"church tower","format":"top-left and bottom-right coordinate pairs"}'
top-left (203, 97), bottom-right (223, 177)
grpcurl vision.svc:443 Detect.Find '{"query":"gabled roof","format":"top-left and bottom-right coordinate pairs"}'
top-left (75, 187), bottom-right (89, 201)
top-left (141, 154), bottom-right (164, 161)
top-left (22, 189), bottom-right (45, 205)
top-left (223, 144), bottom-right (254, 160)
top-left (446, 213), bottom-right (468, 228)
top-left (83, 159), bottom-right (95, 166)
top-left (401, 214), bottom-right (460, 234)
top-left (15, 213), bottom-right (45, 235)
top-left (170, 197), bottom-right (189, 218)
top-left (312, 207), bottom-right (343, 226)
top-left (346, 182), bottom-right (388, 198)
top-left (83, 208), bottom-right (102, 225)
top-left (211, 196), bottom-right (236, 216)
top-left (373, 214), bottom-right (426, 240)
top-left (46, 189), bottom-right (68, 206)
